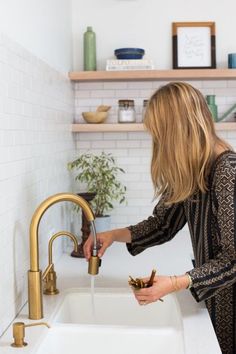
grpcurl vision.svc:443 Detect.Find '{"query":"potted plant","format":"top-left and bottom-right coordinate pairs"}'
top-left (67, 152), bottom-right (127, 232)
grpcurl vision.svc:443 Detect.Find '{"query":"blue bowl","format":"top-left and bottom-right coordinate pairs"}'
top-left (114, 47), bottom-right (145, 60)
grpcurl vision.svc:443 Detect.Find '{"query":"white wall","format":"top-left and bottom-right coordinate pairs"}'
top-left (0, 2), bottom-right (75, 335)
top-left (0, 35), bottom-right (74, 336)
top-left (71, 0), bottom-right (236, 70)
top-left (0, 0), bottom-right (72, 72)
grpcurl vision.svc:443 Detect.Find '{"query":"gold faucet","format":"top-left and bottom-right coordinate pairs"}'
top-left (28, 192), bottom-right (101, 320)
top-left (43, 231), bottom-right (78, 295)
top-left (11, 321), bottom-right (50, 347)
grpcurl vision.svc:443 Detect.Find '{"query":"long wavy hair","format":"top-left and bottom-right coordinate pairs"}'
top-left (144, 82), bottom-right (231, 204)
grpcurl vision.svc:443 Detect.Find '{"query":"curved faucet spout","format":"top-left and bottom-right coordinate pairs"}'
top-left (28, 192), bottom-right (96, 320)
top-left (29, 192), bottom-right (94, 272)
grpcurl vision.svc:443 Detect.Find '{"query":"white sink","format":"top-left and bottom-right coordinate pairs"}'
top-left (35, 325), bottom-right (184, 354)
top-left (35, 288), bottom-right (185, 354)
top-left (53, 288), bottom-right (183, 329)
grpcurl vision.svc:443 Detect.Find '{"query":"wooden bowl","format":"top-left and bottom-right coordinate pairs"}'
top-left (82, 111), bottom-right (108, 124)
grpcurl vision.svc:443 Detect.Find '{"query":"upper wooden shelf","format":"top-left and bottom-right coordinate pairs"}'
top-left (69, 69), bottom-right (236, 82)
top-left (72, 122), bottom-right (236, 133)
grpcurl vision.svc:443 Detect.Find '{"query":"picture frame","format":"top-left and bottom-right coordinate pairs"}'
top-left (172, 22), bottom-right (216, 69)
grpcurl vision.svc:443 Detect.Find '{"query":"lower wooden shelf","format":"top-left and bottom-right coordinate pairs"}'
top-left (71, 122), bottom-right (236, 133)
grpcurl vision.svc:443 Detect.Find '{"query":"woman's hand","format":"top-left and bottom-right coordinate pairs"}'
top-left (83, 231), bottom-right (115, 260)
top-left (83, 227), bottom-right (132, 260)
top-left (132, 274), bottom-right (190, 305)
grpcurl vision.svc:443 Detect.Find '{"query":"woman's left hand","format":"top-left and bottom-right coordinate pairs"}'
top-left (132, 274), bottom-right (189, 305)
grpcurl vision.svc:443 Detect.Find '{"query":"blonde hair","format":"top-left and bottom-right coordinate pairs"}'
top-left (144, 82), bottom-right (231, 204)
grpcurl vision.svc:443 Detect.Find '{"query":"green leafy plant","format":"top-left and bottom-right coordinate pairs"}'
top-left (68, 152), bottom-right (127, 217)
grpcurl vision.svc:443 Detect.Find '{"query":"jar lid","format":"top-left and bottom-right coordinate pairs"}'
top-left (118, 99), bottom-right (135, 107)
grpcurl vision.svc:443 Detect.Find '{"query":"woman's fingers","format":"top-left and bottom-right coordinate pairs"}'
top-left (132, 284), bottom-right (159, 304)
top-left (83, 232), bottom-right (114, 259)
top-left (134, 292), bottom-right (153, 306)
top-left (97, 241), bottom-right (108, 258)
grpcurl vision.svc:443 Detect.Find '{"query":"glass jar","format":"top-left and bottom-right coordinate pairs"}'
top-left (118, 100), bottom-right (136, 123)
top-left (142, 99), bottom-right (148, 122)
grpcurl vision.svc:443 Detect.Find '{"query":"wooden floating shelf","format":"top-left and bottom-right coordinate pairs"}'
top-left (72, 122), bottom-right (236, 133)
top-left (72, 123), bottom-right (145, 132)
top-left (69, 69), bottom-right (236, 82)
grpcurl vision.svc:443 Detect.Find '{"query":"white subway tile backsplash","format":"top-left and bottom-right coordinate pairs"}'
top-left (76, 82), bottom-right (104, 90)
top-left (227, 80), bottom-right (236, 88)
top-left (116, 156), bottom-right (141, 165)
top-left (180, 80), bottom-right (203, 89)
top-left (102, 148), bottom-right (129, 157)
top-left (91, 140), bottom-right (116, 149)
top-left (141, 139), bottom-right (152, 148)
top-left (116, 140), bottom-right (141, 148)
top-left (152, 80), bottom-right (167, 89)
top-left (90, 90), bottom-right (115, 98)
top-left (75, 97), bottom-right (102, 106)
top-left (140, 89), bottom-right (154, 97)
top-left (128, 148), bottom-right (150, 157)
top-left (79, 132), bottom-right (103, 140)
top-left (115, 89), bottom-right (140, 98)
top-left (75, 141), bottom-right (91, 149)
top-left (122, 173), bottom-right (141, 182)
top-left (103, 82), bottom-right (128, 90)
top-left (202, 80), bottom-right (227, 88)
top-left (0, 34), bottom-right (74, 336)
top-left (200, 88), bottom-right (217, 96)
top-left (127, 81), bottom-right (153, 89)
top-left (75, 90), bottom-right (91, 98)
top-left (128, 132), bottom-right (149, 140)
top-left (225, 96), bottom-right (236, 104)
top-left (103, 132), bottom-right (128, 140)
top-left (215, 87), bottom-right (236, 96)
top-left (0, 45), bottom-right (7, 63)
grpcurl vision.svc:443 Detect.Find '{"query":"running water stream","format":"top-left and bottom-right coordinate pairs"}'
top-left (90, 275), bottom-right (96, 320)
top-left (90, 221), bottom-right (98, 321)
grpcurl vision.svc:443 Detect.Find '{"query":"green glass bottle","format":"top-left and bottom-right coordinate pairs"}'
top-left (83, 26), bottom-right (97, 71)
top-left (206, 95), bottom-right (218, 122)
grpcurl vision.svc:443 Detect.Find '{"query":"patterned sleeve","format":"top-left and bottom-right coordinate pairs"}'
top-left (126, 194), bottom-right (186, 256)
top-left (188, 162), bottom-right (236, 302)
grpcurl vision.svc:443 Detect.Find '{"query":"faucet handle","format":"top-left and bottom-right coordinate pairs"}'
top-left (43, 263), bottom-right (59, 295)
top-left (11, 321), bottom-right (50, 347)
top-left (42, 263), bottom-right (54, 280)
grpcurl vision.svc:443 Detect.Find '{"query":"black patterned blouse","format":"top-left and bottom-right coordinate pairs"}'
top-left (127, 150), bottom-right (236, 354)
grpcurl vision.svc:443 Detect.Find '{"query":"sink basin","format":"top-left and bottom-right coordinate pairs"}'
top-left (35, 325), bottom-right (184, 354)
top-left (53, 288), bottom-right (183, 328)
top-left (37, 288), bottom-right (185, 354)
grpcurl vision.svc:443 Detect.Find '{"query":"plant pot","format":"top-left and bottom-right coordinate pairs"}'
top-left (94, 215), bottom-right (111, 233)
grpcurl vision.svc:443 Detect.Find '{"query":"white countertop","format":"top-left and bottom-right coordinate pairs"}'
top-left (0, 244), bottom-right (222, 354)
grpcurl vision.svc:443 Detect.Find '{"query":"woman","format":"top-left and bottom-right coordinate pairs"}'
top-left (84, 82), bottom-right (236, 354)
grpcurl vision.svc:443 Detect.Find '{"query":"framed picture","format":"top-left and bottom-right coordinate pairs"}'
top-left (172, 22), bottom-right (216, 69)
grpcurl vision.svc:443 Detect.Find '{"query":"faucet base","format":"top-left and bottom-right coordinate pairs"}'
top-left (11, 342), bottom-right (27, 347)
top-left (43, 268), bottom-right (59, 295)
top-left (44, 288), bottom-right (59, 295)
